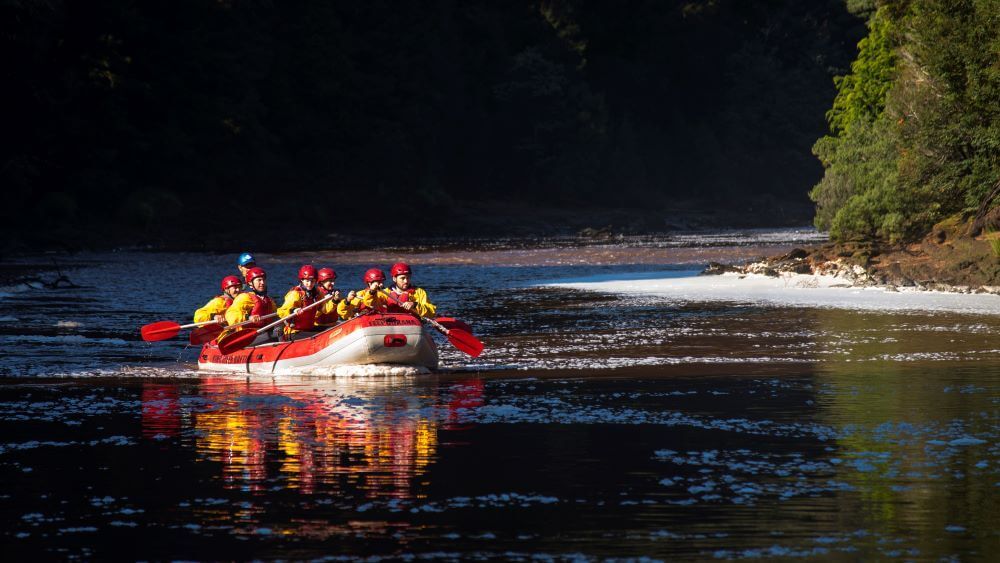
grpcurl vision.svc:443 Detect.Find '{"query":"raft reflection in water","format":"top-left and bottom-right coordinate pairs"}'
top-left (141, 376), bottom-right (483, 498)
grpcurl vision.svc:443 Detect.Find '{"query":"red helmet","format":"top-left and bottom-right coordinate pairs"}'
top-left (364, 268), bottom-right (386, 283)
top-left (298, 265), bottom-right (318, 280)
top-left (390, 262), bottom-right (411, 277)
top-left (221, 275), bottom-right (242, 292)
top-left (317, 268), bottom-right (337, 282)
top-left (245, 267), bottom-right (266, 284)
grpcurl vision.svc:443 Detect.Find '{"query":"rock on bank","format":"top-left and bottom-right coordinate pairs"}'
top-left (703, 219), bottom-right (1000, 295)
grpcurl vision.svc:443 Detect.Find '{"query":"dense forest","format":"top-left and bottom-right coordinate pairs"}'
top-left (811, 0), bottom-right (1000, 244)
top-left (3, 1), bottom-right (865, 248)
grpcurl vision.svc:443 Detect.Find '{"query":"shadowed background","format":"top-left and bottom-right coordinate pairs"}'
top-left (2, 0), bottom-right (864, 250)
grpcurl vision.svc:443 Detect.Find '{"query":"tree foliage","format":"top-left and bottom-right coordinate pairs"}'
top-left (812, 0), bottom-right (1000, 243)
top-left (825, 7), bottom-right (897, 136)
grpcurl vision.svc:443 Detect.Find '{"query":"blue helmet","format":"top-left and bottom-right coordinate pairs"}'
top-left (237, 252), bottom-right (256, 267)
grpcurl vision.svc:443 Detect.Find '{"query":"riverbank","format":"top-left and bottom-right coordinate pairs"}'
top-left (704, 217), bottom-right (1000, 294)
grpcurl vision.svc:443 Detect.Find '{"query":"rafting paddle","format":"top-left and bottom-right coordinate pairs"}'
top-left (189, 324), bottom-right (224, 345)
top-left (216, 294), bottom-right (334, 355)
top-left (141, 319), bottom-right (220, 342)
top-left (435, 317), bottom-right (474, 334)
top-left (188, 312), bottom-right (279, 345)
top-left (422, 316), bottom-right (484, 358)
top-left (383, 292), bottom-right (483, 357)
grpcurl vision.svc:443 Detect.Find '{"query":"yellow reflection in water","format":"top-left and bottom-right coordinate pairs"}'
top-left (148, 375), bottom-right (470, 500)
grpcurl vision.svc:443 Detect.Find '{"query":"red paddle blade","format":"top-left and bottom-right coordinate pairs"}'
top-left (189, 324), bottom-right (224, 345)
top-left (216, 330), bottom-right (258, 356)
top-left (436, 317), bottom-right (474, 334)
top-left (140, 321), bottom-right (181, 342)
top-left (447, 328), bottom-right (484, 358)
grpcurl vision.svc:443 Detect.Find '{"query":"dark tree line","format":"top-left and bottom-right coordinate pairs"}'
top-left (2, 1), bottom-right (863, 247)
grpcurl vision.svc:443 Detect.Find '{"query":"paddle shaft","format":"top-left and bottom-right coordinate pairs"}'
top-left (421, 315), bottom-right (451, 335)
top-left (180, 319), bottom-right (220, 330)
top-left (226, 312), bottom-right (278, 331)
top-left (385, 292), bottom-right (447, 333)
top-left (143, 318), bottom-right (219, 337)
top-left (386, 292), bottom-right (469, 336)
top-left (384, 291), bottom-right (483, 357)
top-left (251, 293), bottom-right (334, 335)
top-left (386, 290), bottom-right (438, 320)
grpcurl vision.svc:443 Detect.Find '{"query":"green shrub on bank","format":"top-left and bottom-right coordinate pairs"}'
top-left (811, 116), bottom-right (898, 240)
top-left (811, 6), bottom-right (900, 241)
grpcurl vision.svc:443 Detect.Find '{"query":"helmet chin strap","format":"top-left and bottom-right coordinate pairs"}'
top-left (300, 282), bottom-right (316, 297)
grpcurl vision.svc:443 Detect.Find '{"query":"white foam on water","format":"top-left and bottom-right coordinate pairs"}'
top-left (20, 364), bottom-right (432, 379)
top-left (55, 320), bottom-right (82, 328)
top-left (115, 365), bottom-right (203, 378)
top-left (548, 271), bottom-right (1000, 315)
top-left (24, 365), bottom-right (204, 379)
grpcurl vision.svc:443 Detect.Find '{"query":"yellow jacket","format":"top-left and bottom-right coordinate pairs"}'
top-left (336, 298), bottom-right (357, 320)
top-left (194, 295), bottom-right (233, 324)
top-left (315, 296), bottom-right (344, 326)
top-left (340, 288), bottom-right (389, 318)
top-left (385, 287), bottom-right (436, 318)
top-left (224, 292), bottom-right (276, 328)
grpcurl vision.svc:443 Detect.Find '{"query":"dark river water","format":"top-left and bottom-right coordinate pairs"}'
top-left (1, 230), bottom-right (997, 560)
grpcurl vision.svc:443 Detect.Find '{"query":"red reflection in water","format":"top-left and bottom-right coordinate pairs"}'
top-left (141, 384), bottom-right (181, 438)
top-left (445, 378), bottom-right (485, 430)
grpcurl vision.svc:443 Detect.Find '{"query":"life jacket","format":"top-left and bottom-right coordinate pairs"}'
top-left (247, 292), bottom-right (276, 329)
top-left (386, 287), bottom-right (416, 313)
top-left (289, 285), bottom-right (317, 331)
top-left (315, 287), bottom-right (340, 325)
top-left (219, 294), bottom-right (235, 309)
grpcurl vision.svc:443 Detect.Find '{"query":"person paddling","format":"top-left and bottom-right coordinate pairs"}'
top-left (339, 268), bottom-right (390, 318)
top-left (385, 262), bottom-right (436, 318)
top-left (277, 265), bottom-right (323, 340)
top-left (193, 276), bottom-right (243, 324)
top-left (314, 268), bottom-right (344, 326)
top-left (236, 252), bottom-right (256, 279)
top-left (223, 267), bottom-right (278, 345)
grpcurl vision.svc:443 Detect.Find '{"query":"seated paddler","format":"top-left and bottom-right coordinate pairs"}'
top-left (194, 275), bottom-right (243, 324)
top-left (277, 265), bottom-right (323, 340)
top-left (339, 268), bottom-right (390, 318)
top-left (222, 266), bottom-right (278, 345)
top-left (314, 268), bottom-right (344, 326)
top-left (385, 262), bottom-right (436, 318)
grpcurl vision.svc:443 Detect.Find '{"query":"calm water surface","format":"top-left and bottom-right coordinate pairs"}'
top-left (0, 230), bottom-right (997, 560)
